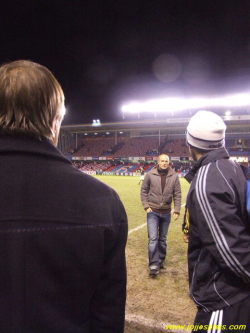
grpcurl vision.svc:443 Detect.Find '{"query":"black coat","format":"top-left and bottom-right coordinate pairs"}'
top-left (185, 147), bottom-right (250, 312)
top-left (0, 133), bottom-right (128, 333)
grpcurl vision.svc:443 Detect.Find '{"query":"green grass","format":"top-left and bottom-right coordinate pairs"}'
top-left (94, 175), bottom-right (197, 326)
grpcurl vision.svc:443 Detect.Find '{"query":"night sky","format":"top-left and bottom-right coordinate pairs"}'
top-left (1, 1), bottom-right (250, 124)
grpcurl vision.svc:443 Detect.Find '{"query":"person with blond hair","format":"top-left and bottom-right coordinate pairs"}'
top-left (0, 60), bottom-right (127, 332)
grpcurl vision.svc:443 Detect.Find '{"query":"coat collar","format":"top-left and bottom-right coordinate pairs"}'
top-left (0, 133), bottom-right (71, 165)
top-left (151, 165), bottom-right (175, 176)
top-left (185, 147), bottom-right (229, 183)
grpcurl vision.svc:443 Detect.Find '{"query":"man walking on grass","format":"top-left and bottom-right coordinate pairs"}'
top-left (141, 154), bottom-right (181, 277)
top-left (184, 110), bottom-right (250, 332)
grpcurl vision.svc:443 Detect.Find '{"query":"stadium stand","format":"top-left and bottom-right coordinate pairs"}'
top-left (64, 135), bottom-right (250, 173)
top-left (68, 136), bottom-right (191, 158)
top-left (72, 137), bottom-right (116, 157)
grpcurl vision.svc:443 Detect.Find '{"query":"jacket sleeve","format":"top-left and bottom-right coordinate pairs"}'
top-left (193, 163), bottom-right (250, 283)
top-left (173, 175), bottom-right (182, 213)
top-left (140, 173), bottom-right (150, 209)
top-left (89, 194), bottom-right (128, 333)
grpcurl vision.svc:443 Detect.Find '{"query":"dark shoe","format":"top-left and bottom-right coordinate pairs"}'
top-left (149, 267), bottom-right (159, 277)
top-left (159, 261), bottom-right (166, 269)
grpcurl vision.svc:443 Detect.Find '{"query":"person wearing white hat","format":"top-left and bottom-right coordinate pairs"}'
top-left (184, 110), bottom-right (250, 332)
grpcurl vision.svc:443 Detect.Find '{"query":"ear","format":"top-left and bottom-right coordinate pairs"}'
top-left (55, 117), bottom-right (60, 129)
top-left (52, 116), bottom-right (61, 134)
top-left (50, 115), bottom-right (62, 146)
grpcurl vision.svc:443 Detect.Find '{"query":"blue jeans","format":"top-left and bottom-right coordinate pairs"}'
top-left (147, 211), bottom-right (171, 268)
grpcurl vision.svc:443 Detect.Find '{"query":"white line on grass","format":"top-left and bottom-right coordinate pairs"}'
top-left (128, 223), bottom-right (147, 235)
top-left (128, 204), bottom-right (186, 235)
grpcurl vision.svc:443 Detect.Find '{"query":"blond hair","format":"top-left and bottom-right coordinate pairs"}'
top-left (0, 60), bottom-right (64, 139)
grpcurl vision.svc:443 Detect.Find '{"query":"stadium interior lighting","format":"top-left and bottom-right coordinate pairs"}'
top-left (84, 133), bottom-right (87, 135)
top-left (121, 93), bottom-right (250, 114)
top-left (225, 110), bottom-right (231, 116)
top-left (106, 132), bottom-right (110, 134)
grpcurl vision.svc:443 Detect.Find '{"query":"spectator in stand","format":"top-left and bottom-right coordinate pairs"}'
top-left (0, 60), bottom-right (127, 332)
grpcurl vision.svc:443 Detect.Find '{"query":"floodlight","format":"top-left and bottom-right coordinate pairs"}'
top-left (121, 93), bottom-right (250, 115)
top-left (92, 119), bottom-right (101, 127)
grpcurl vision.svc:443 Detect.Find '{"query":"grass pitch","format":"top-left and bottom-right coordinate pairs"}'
top-left (94, 175), bottom-right (196, 330)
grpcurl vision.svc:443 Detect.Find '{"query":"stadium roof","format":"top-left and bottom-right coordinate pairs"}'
top-left (61, 114), bottom-right (250, 136)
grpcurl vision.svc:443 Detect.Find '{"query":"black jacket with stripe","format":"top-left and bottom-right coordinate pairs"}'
top-left (185, 147), bottom-right (250, 312)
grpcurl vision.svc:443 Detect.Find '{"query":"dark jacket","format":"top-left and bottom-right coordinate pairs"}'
top-left (141, 166), bottom-right (181, 213)
top-left (185, 147), bottom-right (250, 312)
top-left (0, 133), bottom-right (128, 333)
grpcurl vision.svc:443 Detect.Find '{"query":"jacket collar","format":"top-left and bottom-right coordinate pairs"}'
top-left (185, 147), bottom-right (229, 183)
top-left (151, 165), bottom-right (175, 176)
top-left (0, 133), bottom-right (71, 165)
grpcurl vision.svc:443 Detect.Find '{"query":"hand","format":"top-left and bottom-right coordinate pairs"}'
top-left (146, 208), bottom-right (153, 213)
top-left (173, 213), bottom-right (180, 220)
top-left (183, 233), bottom-right (189, 243)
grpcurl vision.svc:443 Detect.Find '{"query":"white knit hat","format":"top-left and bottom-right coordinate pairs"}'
top-left (186, 110), bottom-right (226, 150)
